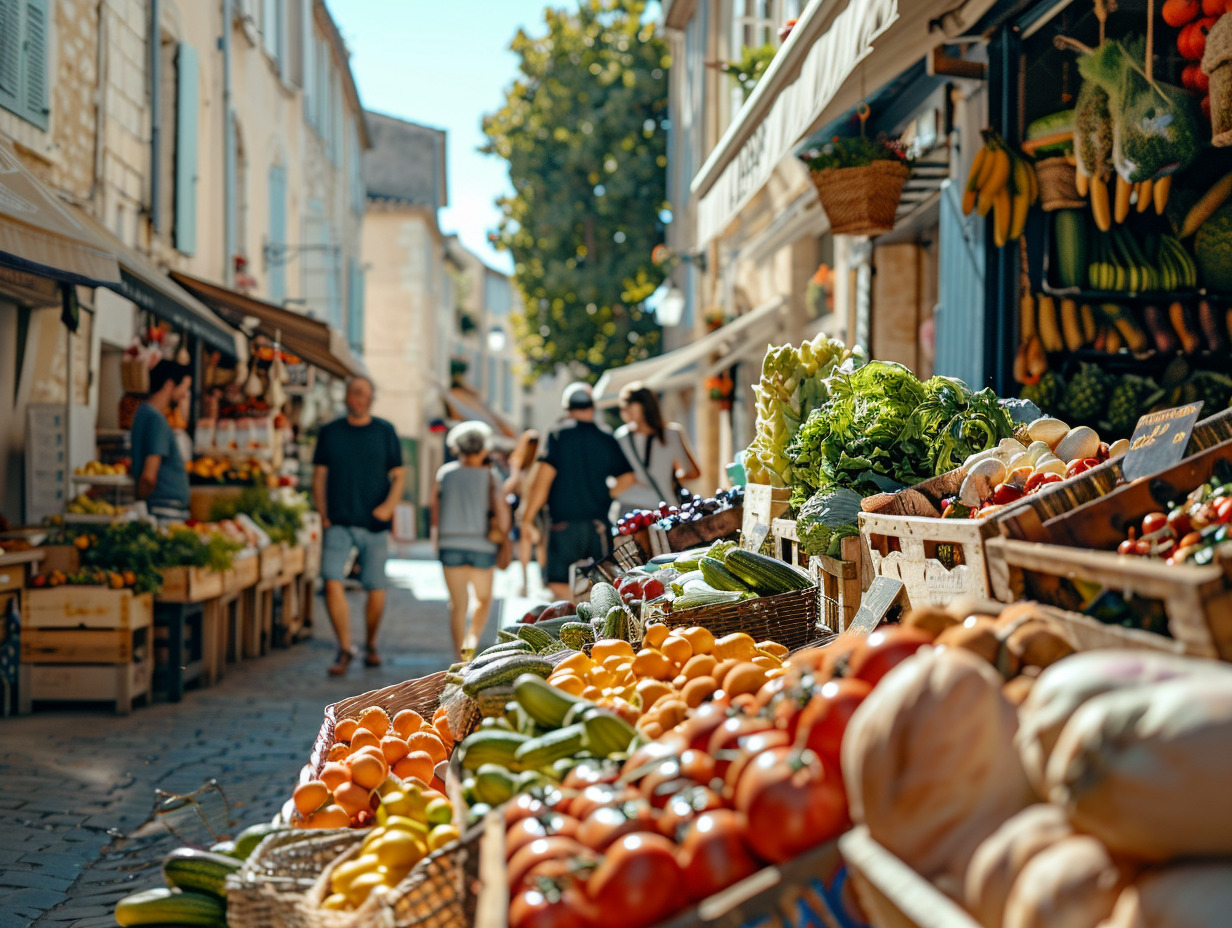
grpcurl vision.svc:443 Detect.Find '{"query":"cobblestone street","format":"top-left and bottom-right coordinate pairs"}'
top-left (0, 550), bottom-right (545, 927)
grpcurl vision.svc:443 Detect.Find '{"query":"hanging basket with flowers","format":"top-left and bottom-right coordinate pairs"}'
top-left (800, 124), bottom-right (911, 236)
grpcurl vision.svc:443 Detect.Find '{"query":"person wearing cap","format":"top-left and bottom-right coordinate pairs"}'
top-left (522, 382), bottom-right (637, 601)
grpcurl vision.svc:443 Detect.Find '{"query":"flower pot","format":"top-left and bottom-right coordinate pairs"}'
top-left (809, 160), bottom-right (910, 236)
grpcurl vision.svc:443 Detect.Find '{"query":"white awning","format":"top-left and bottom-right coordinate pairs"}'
top-left (691, 0), bottom-right (998, 247)
top-left (595, 296), bottom-right (788, 407)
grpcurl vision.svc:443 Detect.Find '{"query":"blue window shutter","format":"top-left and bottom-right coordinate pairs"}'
top-left (21, 0), bottom-right (48, 128)
top-left (347, 258), bottom-right (364, 353)
top-left (934, 181), bottom-right (985, 387)
top-left (0, 0), bottom-right (20, 115)
top-left (268, 164), bottom-right (287, 302)
top-left (174, 43), bottom-right (199, 256)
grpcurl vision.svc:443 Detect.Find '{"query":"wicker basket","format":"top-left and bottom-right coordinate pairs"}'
top-left (1035, 156), bottom-right (1086, 211)
top-left (226, 829), bottom-right (365, 928)
top-left (644, 586), bottom-right (823, 653)
top-left (809, 160), bottom-right (909, 236)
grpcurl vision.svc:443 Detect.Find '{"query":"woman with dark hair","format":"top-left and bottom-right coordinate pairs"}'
top-left (503, 429), bottom-right (546, 596)
top-left (614, 382), bottom-right (701, 513)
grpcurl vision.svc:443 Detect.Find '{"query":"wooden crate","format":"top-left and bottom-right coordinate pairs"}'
top-left (36, 545), bottom-right (80, 576)
top-left (259, 545), bottom-right (283, 580)
top-left (228, 551), bottom-right (259, 590)
top-left (19, 657), bottom-right (152, 715)
top-left (773, 520), bottom-right (868, 632)
top-left (281, 544), bottom-right (306, 576)
top-left (22, 613), bottom-right (151, 664)
top-left (839, 826), bottom-right (982, 928)
top-left (25, 587), bottom-right (154, 630)
top-left (742, 483), bottom-right (790, 546)
top-left (987, 436), bottom-right (1232, 660)
top-left (157, 565), bottom-right (225, 603)
top-left (664, 505), bottom-right (743, 551)
top-left (0, 549), bottom-right (42, 592)
top-left (303, 540), bottom-right (321, 579)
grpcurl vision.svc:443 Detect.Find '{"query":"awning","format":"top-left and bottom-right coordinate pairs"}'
top-left (66, 207), bottom-right (241, 356)
top-left (169, 271), bottom-right (366, 379)
top-left (690, 0), bottom-right (999, 246)
top-left (595, 296), bottom-right (788, 408)
top-left (443, 385), bottom-right (518, 440)
top-left (0, 137), bottom-right (121, 287)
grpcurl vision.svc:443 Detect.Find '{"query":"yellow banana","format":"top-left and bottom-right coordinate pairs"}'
top-left (1114, 175), bottom-right (1132, 224)
top-left (966, 147), bottom-right (989, 193)
top-left (1080, 303), bottom-right (1096, 345)
top-left (993, 186), bottom-right (1012, 247)
top-left (1137, 178), bottom-right (1154, 214)
top-left (1091, 176), bottom-right (1112, 231)
top-left (1038, 295), bottom-right (1064, 352)
top-left (1154, 175), bottom-right (1171, 215)
top-left (1020, 293), bottom-right (1037, 344)
top-left (962, 187), bottom-right (978, 216)
top-left (977, 147), bottom-right (1011, 216)
top-left (1007, 157), bottom-right (1031, 242)
top-left (1025, 158), bottom-right (1039, 204)
top-left (1075, 166), bottom-right (1089, 198)
top-left (1061, 299), bottom-right (1084, 351)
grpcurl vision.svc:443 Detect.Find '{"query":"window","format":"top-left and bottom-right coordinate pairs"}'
top-left (173, 42), bottom-right (199, 255)
top-left (267, 164), bottom-right (287, 302)
top-left (348, 118), bottom-right (364, 215)
top-left (347, 258), bottom-right (364, 354)
top-left (285, 0), bottom-right (303, 86)
top-left (261, 0), bottom-right (284, 67)
top-left (0, 0), bottom-right (50, 129)
top-left (302, 5), bottom-right (316, 124)
top-left (234, 119), bottom-right (248, 258)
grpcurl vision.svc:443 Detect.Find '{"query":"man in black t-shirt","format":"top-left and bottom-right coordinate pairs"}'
top-left (312, 376), bottom-right (405, 675)
top-left (522, 383), bottom-right (636, 600)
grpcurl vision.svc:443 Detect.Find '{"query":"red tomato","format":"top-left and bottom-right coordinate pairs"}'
top-left (507, 791), bottom-right (561, 826)
top-left (734, 747), bottom-right (850, 864)
top-left (722, 730), bottom-right (791, 798)
top-left (506, 814), bottom-right (581, 858)
top-left (794, 678), bottom-right (872, 766)
top-left (1168, 508), bottom-right (1192, 537)
top-left (566, 784), bottom-right (630, 822)
top-left (563, 759), bottom-right (621, 791)
top-left (707, 717), bottom-right (775, 778)
top-left (621, 733), bottom-right (687, 779)
top-left (510, 884), bottom-right (598, 928)
top-left (577, 802), bottom-right (656, 850)
top-left (641, 578), bottom-right (666, 600)
top-left (657, 785), bottom-right (724, 840)
top-left (1163, 0), bottom-right (1201, 25)
top-left (1141, 511), bottom-right (1168, 535)
top-left (586, 833), bottom-right (682, 928)
top-left (677, 810), bottom-right (761, 902)
top-left (1217, 497), bottom-right (1232, 523)
top-left (846, 627), bottom-right (933, 688)
top-left (677, 749), bottom-right (717, 787)
top-left (679, 701), bottom-right (736, 752)
top-left (508, 837), bottom-right (596, 892)
top-left (1202, 0), bottom-right (1227, 16)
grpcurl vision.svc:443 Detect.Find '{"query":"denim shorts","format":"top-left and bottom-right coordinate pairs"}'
top-left (322, 525), bottom-right (389, 590)
top-left (440, 548), bottom-right (497, 569)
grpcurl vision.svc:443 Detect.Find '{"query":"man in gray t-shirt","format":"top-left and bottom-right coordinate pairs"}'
top-left (132, 361), bottom-right (192, 518)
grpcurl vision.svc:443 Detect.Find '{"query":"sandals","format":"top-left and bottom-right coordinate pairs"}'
top-left (328, 647), bottom-right (356, 676)
top-left (363, 649), bottom-right (383, 668)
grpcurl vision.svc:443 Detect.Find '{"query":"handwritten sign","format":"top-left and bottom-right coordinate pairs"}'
top-left (845, 576), bottom-right (906, 637)
top-left (1122, 402), bottom-right (1204, 483)
top-left (742, 519), bottom-right (771, 553)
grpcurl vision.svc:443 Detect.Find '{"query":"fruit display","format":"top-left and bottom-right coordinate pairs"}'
top-left (942, 418), bottom-right (1126, 520)
top-left (290, 703), bottom-right (456, 832)
top-left (1114, 458), bottom-right (1232, 563)
top-left (187, 455), bottom-right (273, 486)
top-left (615, 485), bottom-right (744, 538)
top-left (65, 493), bottom-right (124, 518)
top-left (961, 128), bottom-right (1040, 247)
top-left (74, 460), bottom-right (130, 478)
top-left (743, 335), bottom-right (862, 488)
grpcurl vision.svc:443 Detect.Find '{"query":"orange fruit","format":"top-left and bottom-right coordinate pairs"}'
top-left (405, 732), bottom-right (447, 766)
top-left (634, 678), bottom-right (673, 710)
top-left (293, 780), bottom-right (331, 817)
top-left (381, 735), bottom-right (410, 765)
top-left (432, 717), bottom-right (453, 748)
top-left (680, 627), bottom-right (716, 655)
top-left (757, 641), bottom-right (789, 659)
top-left (751, 655), bottom-right (780, 671)
top-left (392, 750), bottom-right (434, 784)
top-left (349, 753), bottom-right (387, 790)
top-left (681, 654), bottom-right (718, 681)
top-left (334, 781), bottom-right (374, 817)
top-left (723, 662), bottom-right (769, 697)
top-left (327, 743), bottom-right (350, 763)
top-left (320, 762), bottom-right (351, 790)
top-left (681, 676), bottom-right (718, 708)
top-left (713, 633), bottom-right (757, 662)
top-left (305, 805), bottom-right (350, 830)
top-left (660, 635), bottom-right (692, 665)
top-left (642, 623), bottom-right (670, 649)
top-left (357, 707), bottom-right (391, 738)
top-left (631, 649), bottom-right (673, 681)
top-left (547, 673), bottom-right (586, 697)
top-left (334, 718), bottom-right (358, 742)
top-left (591, 639), bottom-right (635, 662)
top-left (350, 729), bottom-right (382, 752)
top-left (391, 709), bottom-right (424, 740)
top-left (602, 654), bottom-right (629, 674)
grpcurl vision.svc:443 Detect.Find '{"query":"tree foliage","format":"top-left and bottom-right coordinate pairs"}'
top-left (483, 0), bottom-right (669, 381)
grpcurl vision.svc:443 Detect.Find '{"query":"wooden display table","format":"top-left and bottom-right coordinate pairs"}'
top-left (19, 586), bottom-right (153, 715)
top-left (156, 565), bottom-right (229, 690)
top-left (1, 549), bottom-right (43, 716)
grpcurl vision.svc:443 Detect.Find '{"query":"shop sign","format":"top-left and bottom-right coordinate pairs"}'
top-left (696, 0), bottom-right (899, 246)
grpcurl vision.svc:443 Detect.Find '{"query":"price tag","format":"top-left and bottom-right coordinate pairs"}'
top-left (845, 576), bottom-right (906, 637)
top-left (742, 519), bottom-right (770, 552)
top-left (1122, 401), bottom-right (1204, 483)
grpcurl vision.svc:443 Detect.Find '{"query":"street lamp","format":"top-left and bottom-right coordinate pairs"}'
top-left (487, 326), bottom-right (507, 352)
top-left (647, 281), bottom-right (686, 327)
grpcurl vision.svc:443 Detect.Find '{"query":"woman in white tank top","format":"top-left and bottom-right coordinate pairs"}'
top-left (614, 382), bottom-right (701, 512)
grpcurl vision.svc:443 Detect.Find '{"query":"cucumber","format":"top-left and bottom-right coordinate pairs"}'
top-left (114, 887), bottom-right (226, 927)
top-left (231, 822), bottom-right (283, 861)
top-left (458, 729), bottom-right (529, 771)
top-left (580, 709), bottom-right (637, 756)
top-left (516, 623), bottom-right (557, 652)
top-left (559, 621), bottom-right (595, 651)
top-left (473, 763), bottom-right (519, 805)
top-left (589, 582), bottom-right (623, 617)
top-left (462, 654), bottom-right (554, 696)
top-left (162, 848), bottom-right (241, 900)
top-left (514, 673), bottom-right (587, 729)
top-left (514, 723), bottom-right (588, 771)
top-left (723, 549), bottom-right (813, 594)
top-left (699, 556), bottom-right (750, 592)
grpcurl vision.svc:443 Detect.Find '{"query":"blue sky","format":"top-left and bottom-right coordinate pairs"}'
top-left (332, 1), bottom-right (553, 274)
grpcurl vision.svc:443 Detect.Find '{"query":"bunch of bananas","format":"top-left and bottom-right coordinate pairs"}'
top-left (1081, 171), bottom-right (1171, 232)
top-left (962, 129), bottom-right (1039, 247)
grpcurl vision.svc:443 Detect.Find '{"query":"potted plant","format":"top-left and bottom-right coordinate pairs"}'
top-left (799, 134), bottom-right (911, 235)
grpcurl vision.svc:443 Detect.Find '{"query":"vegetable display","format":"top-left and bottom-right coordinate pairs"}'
top-left (1114, 458), bottom-right (1232, 563)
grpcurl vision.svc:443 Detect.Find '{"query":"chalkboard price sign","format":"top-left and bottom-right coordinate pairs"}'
top-left (1122, 402), bottom-right (1204, 483)
top-left (846, 576), bottom-right (906, 637)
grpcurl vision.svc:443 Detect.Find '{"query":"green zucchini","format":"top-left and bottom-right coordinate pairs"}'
top-left (580, 709), bottom-right (636, 756)
top-left (515, 673), bottom-right (587, 729)
top-left (723, 549), bottom-right (813, 594)
top-left (514, 723), bottom-right (588, 771)
top-left (672, 589), bottom-right (743, 611)
top-left (699, 556), bottom-right (750, 592)
top-left (589, 582), bottom-right (623, 617)
top-left (462, 654), bottom-right (554, 696)
top-left (114, 887), bottom-right (225, 927)
top-left (231, 822), bottom-right (283, 861)
top-left (516, 623), bottom-right (557, 652)
top-left (559, 621), bottom-right (596, 650)
top-left (473, 763), bottom-right (519, 805)
top-left (458, 729), bottom-right (529, 771)
top-left (162, 848), bottom-right (241, 900)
